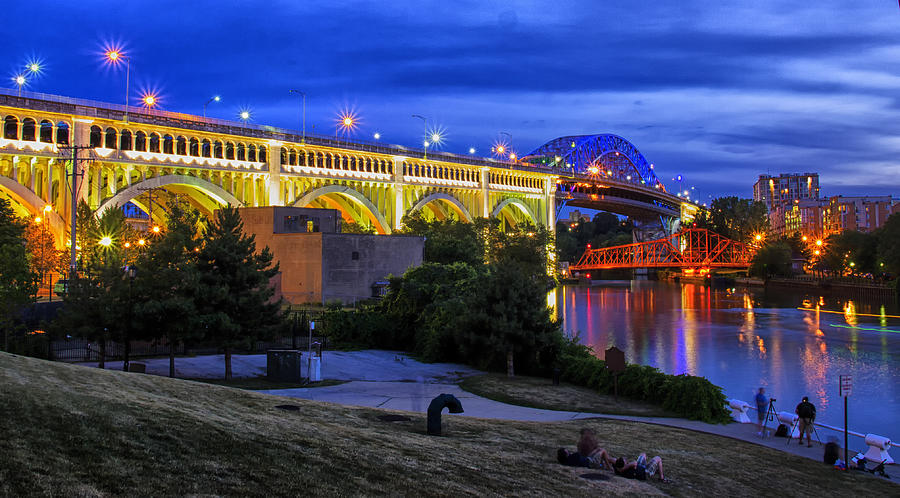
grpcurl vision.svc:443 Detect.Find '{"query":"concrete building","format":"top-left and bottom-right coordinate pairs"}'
top-left (823, 196), bottom-right (894, 235)
top-left (769, 199), bottom-right (827, 238)
top-left (753, 173), bottom-right (820, 212)
top-left (238, 206), bottom-right (424, 305)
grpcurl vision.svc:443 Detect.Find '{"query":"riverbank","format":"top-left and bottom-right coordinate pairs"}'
top-left (3, 351), bottom-right (895, 496)
top-left (734, 276), bottom-right (896, 300)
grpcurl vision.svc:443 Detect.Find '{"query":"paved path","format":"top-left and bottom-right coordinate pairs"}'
top-left (79, 351), bottom-right (888, 464)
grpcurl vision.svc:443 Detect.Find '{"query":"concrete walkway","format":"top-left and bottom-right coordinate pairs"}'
top-left (79, 351), bottom-right (885, 464)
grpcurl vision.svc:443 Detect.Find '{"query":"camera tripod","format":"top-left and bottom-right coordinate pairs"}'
top-left (759, 399), bottom-right (778, 439)
top-left (787, 417), bottom-right (822, 446)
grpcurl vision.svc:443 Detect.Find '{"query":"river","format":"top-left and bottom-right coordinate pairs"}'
top-left (554, 281), bottom-right (899, 439)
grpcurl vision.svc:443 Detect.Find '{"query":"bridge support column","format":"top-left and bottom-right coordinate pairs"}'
top-left (267, 143), bottom-right (283, 207)
top-left (479, 167), bottom-right (490, 218)
top-left (545, 178), bottom-right (556, 231)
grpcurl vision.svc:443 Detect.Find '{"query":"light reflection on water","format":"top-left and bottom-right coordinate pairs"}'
top-left (556, 281), bottom-right (900, 436)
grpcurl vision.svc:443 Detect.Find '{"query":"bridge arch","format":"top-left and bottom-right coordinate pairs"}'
top-left (97, 175), bottom-right (242, 222)
top-left (491, 197), bottom-right (536, 227)
top-left (0, 176), bottom-right (66, 241)
top-left (293, 184), bottom-right (391, 234)
top-left (409, 193), bottom-right (472, 222)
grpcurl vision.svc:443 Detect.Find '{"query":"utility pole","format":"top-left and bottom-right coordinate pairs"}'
top-left (137, 186), bottom-right (166, 229)
top-left (58, 145), bottom-right (92, 280)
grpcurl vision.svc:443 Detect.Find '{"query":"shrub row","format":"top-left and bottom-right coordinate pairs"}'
top-left (559, 341), bottom-right (731, 424)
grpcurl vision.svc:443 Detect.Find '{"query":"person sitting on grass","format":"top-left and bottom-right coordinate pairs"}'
top-left (613, 454), bottom-right (670, 483)
top-left (576, 428), bottom-right (616, 470)
top-left (557, 448), bottom-right (593, 468)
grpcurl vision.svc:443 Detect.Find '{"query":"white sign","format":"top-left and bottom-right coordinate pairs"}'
top-left (840, 375), bottom-right (852, 397)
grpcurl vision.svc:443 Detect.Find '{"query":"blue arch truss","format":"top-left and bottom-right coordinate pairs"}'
top-left (524, 134), bottom-right (663, 188)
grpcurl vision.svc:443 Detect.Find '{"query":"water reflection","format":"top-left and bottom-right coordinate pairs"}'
top-left (556, 281), bottom-right (900, 436)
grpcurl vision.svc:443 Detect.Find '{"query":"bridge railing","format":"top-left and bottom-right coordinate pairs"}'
top-left (0, 88), bottom-right (556, 175)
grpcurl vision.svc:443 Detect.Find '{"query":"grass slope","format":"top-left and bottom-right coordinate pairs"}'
top-left (460, 374), bottom-right (676, 417)
top-left (1, 352), bottom-right (895, 497)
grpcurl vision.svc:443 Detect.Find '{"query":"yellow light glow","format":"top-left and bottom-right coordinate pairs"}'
top-left (373, 132), bottom-right (380, 140)
top-left (34, 216), bottom-right (42, 224)
top-left (99, 236), bottom-right (112, 247)
top-left (124, 242), bottom-right (131, 248)
top-left (430, 133), bottom-right (441, 143)
top-left (14, 75), bottom-right (26, 86)
top-left (343, 117), bottom-right (353, 126)
top-left (469, 147), bottom-right (476, 154)
top-left (588, 166), bottom-right (599, 175)
top-left (814, 249), bottom-right (820, 255)
top-left (43, 204), bottom-right (52, 213)
top-left (496, 145), bottom-right (505, 154)
top-left (106, 50), bottom-right (120, 62)
top-left (142, 93), bottom-right (158, 108)
top-left (151, 225), bottom-right (161, 233)
top-left (138, 239), bottom-right (146, 246)
top-left (802, 235), bottom-right (808, 241)
top-left (816, 239), bottom-right (823, 246)
top-left (240, 111), bottom-right (250, 120)
top-left (754, 234), bottom-right (762, 241)
top-left (509, 153), bottom-right (517, 161)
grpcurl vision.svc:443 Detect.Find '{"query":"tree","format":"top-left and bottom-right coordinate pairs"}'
top-left (877, 213), bottom-right (900, 277)
top-left (399, 213), bottom-right (483, 266)
top-left (822, 230), bottom-right (878, 275)
top-left (702, 197), bottom-right (769, 243)
top-left (453, 260), bottom-right (561, 377)
top-left (130, 202), bottom-right (202, 376)
top-left (749, 241), bottom-right (792, 278)
top-left (339, 219), bottom-right (377, 234)
top-left (0, 199), bottom-right (38, 350)
top-left (22, 216), bottom-right (66, 294)
top-left (196, 206), bottom-right (285, 380)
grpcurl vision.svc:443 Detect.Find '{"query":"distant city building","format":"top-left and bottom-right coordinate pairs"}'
top-left (768, 196), bottom-right (896, 238)
top-left (753, 173), bottom-right (820, 212)
top-left (558, 209), bottom-right (592, 229)
top-left (237, 206), bottom-right (424, 305)
top-left (823, 196), bottom-right (894, 235)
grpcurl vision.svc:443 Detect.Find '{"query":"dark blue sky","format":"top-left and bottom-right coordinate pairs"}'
top-left (5, 1), bottom-right (899, 200)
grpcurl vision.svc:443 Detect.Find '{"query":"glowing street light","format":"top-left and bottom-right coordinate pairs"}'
top-left (509, 153), bottom-right (517, 162)
top-left (141, 92), bottom-right (158, 109)
top-left (754, 234), bottom-right (763, 242)
top-left (373, 132), bottom-right (381, 141)
top-left (138, 238), bottom-right (146, 246)
top-left (99, 236), bottom-right (113, 247)
top-left (815, 239), bottom-right (823, 246)
top-left (469, 147), bottom-right (476, 155)
top-left (104, 47), bottom-right (131, 123)
top-left (13, 74), bottom-right (26, 96)
top-left (151, 225), bottom-right (161, 234)
top-left (203, 95), bottom-right (221, 118)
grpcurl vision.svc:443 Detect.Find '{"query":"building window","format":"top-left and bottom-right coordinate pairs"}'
top-left (284, 215), bottom-right (300, 232)
top-left (351, 251), bottom-right (360, 260)
top-left (307, 220), bottom-right (315, 232)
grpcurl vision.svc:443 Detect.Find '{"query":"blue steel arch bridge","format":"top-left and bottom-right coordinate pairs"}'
top-left (523, 134), bottom-right (697, 240)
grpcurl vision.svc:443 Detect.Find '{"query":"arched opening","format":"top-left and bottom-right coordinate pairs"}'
top-left (3, 116), bottom-right (18, 139)
top-left (225, 142), bottom-right (234, 160)
top-left (39, 120), bottom-right (53, 143)
top-left (294, 185), bottom-right (391, 234)
top-left (104, 127), bottom-right (117, 149)
top-left (55, 122), bottom-right (69, 144)
top-left (134, 131), bottom-right (146, 151)
top-left (189, 138), bottom-right (199, 156)
top-left (120, 129), bottom-right (133, 150)
top-left (280, 148), bottom-right (287, 165)
top-left (176, 136), bottom-right (187, 155)
top-left (213, 141), bottom-right (223, 159)
top-left (409, 193), bottom-right (472, 222)
top-left (202, 139), bottom-right (211, 158)
top-left (491, 198), bottom-right (537, 229)
top-left (163, 134), bottom-right (174, 154)
top-left (258, 145), bottom-right (267, 162)
top-left (237, 143), bottom-right (246, 161)
top-left (289, 149), bottom-right (297, 166)
top-left (149, 133), bottom-right (161, 153)
top-left (248, 144), bottom-right (256, 162)
top-left (22, 118), bottom-right (36, 141)
top-left (89, 126), bottom-right (102, 147)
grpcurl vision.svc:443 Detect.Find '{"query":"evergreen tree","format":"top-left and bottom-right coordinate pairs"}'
top-left (130, 202), bottom-right (202, 376)
top-left (196, 206), bottom-right (284, 380)
top-left (0, 199), bottom-right (38, 350)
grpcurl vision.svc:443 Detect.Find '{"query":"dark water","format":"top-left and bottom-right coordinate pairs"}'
top-left (554, 281), bottom-right (899, 438)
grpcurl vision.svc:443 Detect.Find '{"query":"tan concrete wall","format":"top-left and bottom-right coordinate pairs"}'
top-left (322, 233), bottom-right (424, 304)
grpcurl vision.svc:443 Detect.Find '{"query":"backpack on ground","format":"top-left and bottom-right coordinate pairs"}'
top-left (823, 442), bottom-right (839, 465)
top-left (775, 424), bottom-right (789, 437)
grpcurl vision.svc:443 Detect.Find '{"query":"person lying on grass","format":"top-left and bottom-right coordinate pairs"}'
top-left (613, 454), bottom-right (670, 483)
top-left (576, 428), bottom-right (616, 470)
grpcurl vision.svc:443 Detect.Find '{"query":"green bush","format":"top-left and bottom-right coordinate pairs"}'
top-left (558, 339), bottom-right (730, 424)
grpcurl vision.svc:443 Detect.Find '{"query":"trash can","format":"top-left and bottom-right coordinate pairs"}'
top-left (267, 349), bottom-right (303, 382)
top-left (309, 356), bottom-right (321, 382)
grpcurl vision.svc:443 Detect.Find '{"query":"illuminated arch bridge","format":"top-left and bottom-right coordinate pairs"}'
top-left (0, 90), bottom-right (556, 243)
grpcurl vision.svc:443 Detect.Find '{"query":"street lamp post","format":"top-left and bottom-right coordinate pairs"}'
top-left (14, 74), bottom-right (26, 97)
top-left (412, 114), bottom-right (428, 160)
top-left (203, 95), bottom-right (220, 118)
top-left (105, 50), bottom-right (131, 123)
top-left (289, 90), bottom-right (306, 144)
top-left (500, 132), bottom-right (512, 162)
top-left (123, 265), bottom-right (137, 372)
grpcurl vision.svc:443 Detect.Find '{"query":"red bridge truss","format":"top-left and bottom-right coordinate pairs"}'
top-left (571, 228), bottom-right (753, 271)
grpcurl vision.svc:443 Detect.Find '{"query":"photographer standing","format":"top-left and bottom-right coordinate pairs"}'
top-left (795, 396), bottom-right (816, 447)
top-left (754, 387), bottom-right (769, 435)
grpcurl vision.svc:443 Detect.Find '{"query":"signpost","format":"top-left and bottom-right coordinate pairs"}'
top-left (840, 375), bottom-right (852, 470)
top-left (605, 347), bottom-right (626, 402)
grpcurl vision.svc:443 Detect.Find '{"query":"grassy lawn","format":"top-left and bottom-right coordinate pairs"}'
top-left (1, 352), bottom-right (895, 497)
top-left (460, 373), bottom-right (676, 418)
